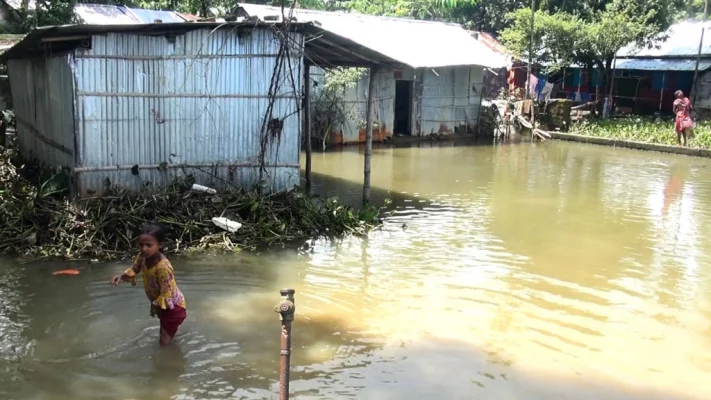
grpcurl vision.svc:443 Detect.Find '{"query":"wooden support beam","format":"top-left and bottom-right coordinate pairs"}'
top-left (303, 60), bottom-right (312, 191)
top-left (363, 66), bottom-right (377, 204)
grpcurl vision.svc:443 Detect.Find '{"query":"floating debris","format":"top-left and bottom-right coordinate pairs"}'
top-left (191, 184), bottom-right (217, 195)
top-left (52, 269), bottom-right (80, 276)
top-left (0, 148), bottom-right (387, 261)
top-left (212, 217), bottom-right (242, 233)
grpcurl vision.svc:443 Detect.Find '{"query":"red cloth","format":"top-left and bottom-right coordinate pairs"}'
top-left (158, 306), bottom-right (187, 338)
top-left (674, 97), bottom-right (694, 133)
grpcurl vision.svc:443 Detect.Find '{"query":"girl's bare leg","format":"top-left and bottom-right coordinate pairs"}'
top-left (677, 132), bottom-right (682, 145)
top-left (682, 131), bottom-right (688, 146)
top-left (160, 328), bottom-right (174, 346)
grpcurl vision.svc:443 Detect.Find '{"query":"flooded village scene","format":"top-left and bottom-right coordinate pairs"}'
top-left (2, 0), bottom-right (711, 399)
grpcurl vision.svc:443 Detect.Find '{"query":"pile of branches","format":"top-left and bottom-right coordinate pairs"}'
top-left (0, 148), bottom-right (385, 261)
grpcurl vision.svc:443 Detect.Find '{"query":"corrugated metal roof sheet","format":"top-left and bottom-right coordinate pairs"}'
top-left (471, 31), bottom-right (509, 57)
top-left (617, 21), bottom-right (711, 58)
top-left (2, 21), bottom-right (309, 60)
top-left (124, 7), bottom-right (187, 23)
top-left (0, 34), bottom-right (23, 54)
top-left (178, 12), bottom-right (201, 21)
top-left (615, 58), bottom-right (711, 71)
top-left (74, 4), bottom-right (141, 25)
top-left (236, 3), bottom-right (508, 69)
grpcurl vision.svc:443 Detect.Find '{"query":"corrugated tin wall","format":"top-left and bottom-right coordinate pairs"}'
top-left (72, 27), bottom-right (303, 195)
top-left (696, 70), bottom-right (711, 111)
top-left (8, 55), bottom-right (76, 168)
top-left (309, 66), bottom-right (393, 145)
top-left (309, 65), bottom-right (484, 144)
top-left (336, 69), bottom-right (393, 144)
top-left (418, 65), bottom-right (483, 135)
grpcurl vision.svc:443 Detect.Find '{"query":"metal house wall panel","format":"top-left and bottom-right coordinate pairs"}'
top-left (418, 65), bottom-right (483, 135)
top-left (337, 68), bottom-right (394, 144)
top-left (7, 55), bottom-right (76, 168)
top-left (72, 28), bottom-right (303, 195)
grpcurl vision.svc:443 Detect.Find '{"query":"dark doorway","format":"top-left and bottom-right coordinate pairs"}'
top-left (394, 80), bottom-right (413, 135)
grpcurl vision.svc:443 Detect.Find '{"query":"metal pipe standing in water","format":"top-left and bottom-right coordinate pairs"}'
top-left (275, 288), bottom-right (296, 400)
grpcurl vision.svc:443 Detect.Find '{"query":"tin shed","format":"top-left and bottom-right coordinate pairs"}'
top-left (236, 3), bottom-right (508, 144)
top-left (4, 22), bottom-right (306, 196)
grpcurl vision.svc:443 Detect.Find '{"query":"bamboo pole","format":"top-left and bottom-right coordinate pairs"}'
top-left (525, 0), bottom-right (536, 99)
top-left (604, 55), bottom-right (617, 118)
top-left (363, 66), bottom-right (377, 204)
top-left (692, 0), bottom-right (709, 103)
top-left (302, 60), bottom-right (312, 191)
top-left (659, 71), bottom-right (666, 111)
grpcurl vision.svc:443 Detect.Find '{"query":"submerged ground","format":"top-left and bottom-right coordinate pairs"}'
top-left (0, 140), bottom-right (709, 399)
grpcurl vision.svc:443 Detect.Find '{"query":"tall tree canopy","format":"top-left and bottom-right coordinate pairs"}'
top-left (500, 0), bottom-right (681, 99)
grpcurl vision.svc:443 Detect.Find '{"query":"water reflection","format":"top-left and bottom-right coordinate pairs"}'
top-left (0, 141), bottom-right (710, 399)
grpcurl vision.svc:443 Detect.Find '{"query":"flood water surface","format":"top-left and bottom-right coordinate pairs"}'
top-left (2, 141), bottom-right (711, 399)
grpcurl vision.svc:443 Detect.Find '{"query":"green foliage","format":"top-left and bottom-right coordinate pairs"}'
top-left (311, 67), bottom-right (366, 149)
top-left (500, 8), bottom-right (581, 72)
top-left (0, 148), bottom-right (386, 260)
top-left (342, 0), bottom-right (478, 20)
top-left (323, 67), bottom-right (367, 93)
top-left (500, 0), bottom-right (677, 82)
top-left (573, 117), bottom-right (711, 149)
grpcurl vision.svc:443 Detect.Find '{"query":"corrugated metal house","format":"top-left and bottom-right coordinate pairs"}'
top-left (4, 22), bottom-right (306, 196)
top-left (614, 21), bottom-right (711, 114)
top-left (237, 3), bottom-right (507, 144)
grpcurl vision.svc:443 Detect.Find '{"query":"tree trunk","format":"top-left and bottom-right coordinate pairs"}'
top-left (200, 0), bottom-right (211, 18)
top-left (592, 59), bottom-right (609, 116)
top-left (586, 63), bottom-right (596, 116)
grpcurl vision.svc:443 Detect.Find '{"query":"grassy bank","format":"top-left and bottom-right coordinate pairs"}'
top-left (0, 148), bottom-right (386, 261)
top-left (572, 117), bottom-right (711, 149)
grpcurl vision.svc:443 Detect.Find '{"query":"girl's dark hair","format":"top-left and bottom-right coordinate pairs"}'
top-left (140, 224), bottom-right (167, 243)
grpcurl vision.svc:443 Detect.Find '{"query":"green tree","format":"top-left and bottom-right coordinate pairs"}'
top-left (338, 0), bottom-right (478, 20)
top-left (501, 0), bottom-right (677, 106)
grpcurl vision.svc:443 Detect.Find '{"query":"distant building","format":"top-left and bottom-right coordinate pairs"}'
top-left (614, 21), bottom-right (711, 115)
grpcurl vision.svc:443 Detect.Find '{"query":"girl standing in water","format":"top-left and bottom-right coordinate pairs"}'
top-left (673, 90), bottom-right (694, 146)
top-left (110, 224), bottom-right (187, 345)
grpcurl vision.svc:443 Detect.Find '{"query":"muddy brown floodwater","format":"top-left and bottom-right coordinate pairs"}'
top-left (1, 141), bottom-right (711, 399)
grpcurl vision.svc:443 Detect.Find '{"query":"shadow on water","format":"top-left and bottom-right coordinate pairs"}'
top-left (304, 170), bottom-right (433, 210)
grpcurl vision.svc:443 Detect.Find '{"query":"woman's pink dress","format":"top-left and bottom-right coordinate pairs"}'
top-left (673, 97), bottom-right (694, 133)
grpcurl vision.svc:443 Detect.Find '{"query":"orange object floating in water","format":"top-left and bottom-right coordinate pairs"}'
top-left (52, 269), bottom-right (80, 276)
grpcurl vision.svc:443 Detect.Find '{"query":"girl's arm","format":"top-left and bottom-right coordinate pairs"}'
top-left (152, 263), bottom-right (176, 310)
top-left (110, 256), bottom-right (142, 286)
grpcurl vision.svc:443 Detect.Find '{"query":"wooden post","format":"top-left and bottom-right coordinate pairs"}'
top-left (525, 0), bottom-right (536, 99)
top-left (604, 55), bottom-right (617, 118)
top-left (692, 0), bottom-right (709, 103)
top-left (659, 71), bottom-right (666, 112)
top-left (363, 66), bottom-right (377, 204)
top-left (302, 61), bottom-right (312, 191)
